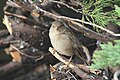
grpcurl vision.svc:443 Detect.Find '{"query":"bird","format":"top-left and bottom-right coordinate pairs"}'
top-left (49, 20), bottom-right (91, 64)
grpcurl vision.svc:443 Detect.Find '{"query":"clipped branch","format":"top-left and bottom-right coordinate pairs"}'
top-left (49, 47), bottom-right (92, 79)
top-left (10, 0), bottom-right (118, 43)
top-left (28, 1), bottom-right (120, 37)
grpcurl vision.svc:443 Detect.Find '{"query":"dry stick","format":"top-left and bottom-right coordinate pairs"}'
top-left (68, 21), bottom-right (114, 42)
top-left (14, 3), bottom-right (109, 42)
top-left (50, 1), bottom-right (83, 14)
top-left (13, 0), bottom-right (120, 36)
top-left (4, 11), bottom-right (27, 19)
top-left (31, 3), bottom-right (120, 37)
top-left (13, 1), bottom-right (119, 42)
top-left (10, 44), bottom-right (44, 60)
top-left (3, 15), bottom-right (13, 35)
top-left (49, 47), bottom-right (92, 79)
top-left (34, 6), bottom-right (113, 42)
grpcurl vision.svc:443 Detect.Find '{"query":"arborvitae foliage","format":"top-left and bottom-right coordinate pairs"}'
top-left (81, 0), bottom-right (120, 27)
top-left (90, 40), bottom-right (120, 69)
top-left (114, 5), bottom-right (120, 26)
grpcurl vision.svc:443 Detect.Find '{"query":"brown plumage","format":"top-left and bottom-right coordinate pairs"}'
top-left (49, 20), bottom-right (91, 63)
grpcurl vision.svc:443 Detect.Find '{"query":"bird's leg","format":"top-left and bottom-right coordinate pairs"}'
top-left (66, 56), bottom-right (73, 68)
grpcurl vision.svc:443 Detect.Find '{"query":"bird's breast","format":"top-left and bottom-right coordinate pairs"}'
top-left (49, 33), bottom-right (73, 56)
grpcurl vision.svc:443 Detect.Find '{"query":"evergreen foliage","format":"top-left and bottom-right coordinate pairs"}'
top-left (90, 40), bottom-right (120, 69)
top-left (80, 0), bottom-right (120, 27)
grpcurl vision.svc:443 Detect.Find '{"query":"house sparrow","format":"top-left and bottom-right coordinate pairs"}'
top-left (49, 20), bottom-right (91, 63)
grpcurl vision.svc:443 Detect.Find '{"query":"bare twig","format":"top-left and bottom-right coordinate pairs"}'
top-left (10, 44), bottom-right (44, 60)
top-left (9, 0), bottom-right (120, 40)
top-left (4, 11), bottom-right (27, 20)
top-left (11, 2), bottom-right (111, 42)
top-left (68, 21), bottom-right (114, 42)
top-left (30, 2), bottom-right (120, 37)
top-left (50, 1), bottom-right (82, 14)
top-left (49, 47), bottom-right (91, 79)
top-left (3, 15), bottom-right (13, 35)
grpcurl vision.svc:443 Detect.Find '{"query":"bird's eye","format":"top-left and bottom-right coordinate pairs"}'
top-left (56, 26), bottom-right (61, 30)
top-left (57, 26), bottom-right (65, 32)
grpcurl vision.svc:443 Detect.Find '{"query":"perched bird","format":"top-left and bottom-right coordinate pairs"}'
top-left (49, 20), bottom-right (91, 64)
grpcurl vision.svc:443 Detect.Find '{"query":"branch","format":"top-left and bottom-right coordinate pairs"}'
top-left (29, 1), bottom-right (120, 37)
top-left (10, 0), bottom-right (117, 42)
top-left (49, 47), bottom-right (92, 79)
top-left (3, 15), bottom-right (12, 35)
top-left (50, 1), bottom-right (83, 14)
top-left (68, 21), bottom-right (114, 42)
